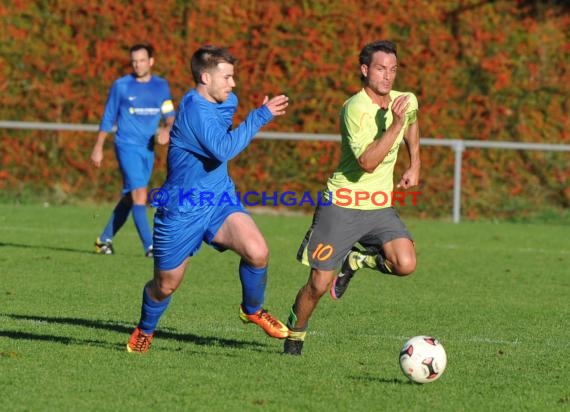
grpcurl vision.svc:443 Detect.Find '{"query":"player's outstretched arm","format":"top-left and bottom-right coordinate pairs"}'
top-left (262, 94), bottom-right (289, 117)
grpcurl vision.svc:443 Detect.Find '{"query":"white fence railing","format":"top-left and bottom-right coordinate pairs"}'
top-left (1, 120), bottom-right (569, 223)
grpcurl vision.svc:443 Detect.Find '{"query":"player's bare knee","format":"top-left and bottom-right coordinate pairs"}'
top-left (151, 270), bottom-right (182, 299)
top-left (306, 269), bottom-right (333, 297)
top-left (131, 188), bottom-right (147, 205)
top-left (242, 244), bottom-right (269, 268)
top-left (248, 255), bottom-right (269, 268)
top-left (394, 256), bottom-right (416, 276)
top-left (148, 281), bottom-right (176, 301)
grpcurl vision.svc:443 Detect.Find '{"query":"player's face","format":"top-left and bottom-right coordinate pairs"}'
top-left (362, 51), bottom-right (397, 96)
top-left (204, 62), bottom-right (236, 103)
top-left (131, 49), bottom-right (153, 80)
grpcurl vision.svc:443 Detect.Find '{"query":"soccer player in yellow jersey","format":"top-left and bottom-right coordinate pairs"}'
top-left (284, 40), bottom-right (421, 355)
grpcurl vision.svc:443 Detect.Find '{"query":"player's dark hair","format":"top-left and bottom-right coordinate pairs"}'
top-left (359, 40), bottom-right (397, 82)
top-left (129, 44), bottom-right (154, 58)
top-left (191, 45), bottom-right (237, 84)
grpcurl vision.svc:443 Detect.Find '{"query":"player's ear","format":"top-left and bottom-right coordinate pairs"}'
top-left (200, 71), bottom-right (210, 85)
top-left (361, 64), bottom-right (368, 79)
top-left (149, 57), bottom-right (155, 67)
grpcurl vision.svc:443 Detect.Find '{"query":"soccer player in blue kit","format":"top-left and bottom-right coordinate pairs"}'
top-left (127, 45), bottom-right (290, 352)
top-left (91, 44), bottom-right (175, 257)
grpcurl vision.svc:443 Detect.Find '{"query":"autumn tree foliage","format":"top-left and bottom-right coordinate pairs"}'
top-left (0, 0), bottom-right (568, 219)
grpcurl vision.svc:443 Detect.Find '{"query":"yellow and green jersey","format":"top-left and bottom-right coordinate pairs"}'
top-left (325, 89), bottom-right (418, 210)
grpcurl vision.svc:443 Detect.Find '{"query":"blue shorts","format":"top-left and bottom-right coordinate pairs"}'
top-left (152, 202), bottom-right (247, 271)
top-left (115, 143), bottom-right (154, 195)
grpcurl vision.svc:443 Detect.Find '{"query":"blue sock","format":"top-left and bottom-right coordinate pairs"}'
top-left (100, 199), bottom-right (131, 240)
top-left (138, 286), bottom-right (172, 334)
top-left (239, 260), bottom-right (267, 314)
top-left (132, 204), bottom-right (152, 251)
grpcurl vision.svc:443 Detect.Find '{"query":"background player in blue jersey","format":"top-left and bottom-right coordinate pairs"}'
top-left (127, 45), bottom-right (290, 352)
top-left (90, 44), bottom-right (175, 257)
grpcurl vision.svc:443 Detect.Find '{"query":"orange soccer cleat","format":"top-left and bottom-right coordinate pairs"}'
top-left (127, 327), bottom-right (154, 353)
top-left (239, 305), bottom-right (289, 339)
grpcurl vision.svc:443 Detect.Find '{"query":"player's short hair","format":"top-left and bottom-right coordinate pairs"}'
top-left (359, 40), bottom-right (397, 82)
top-left (191, 45), bottom-right (237, 84)
top-left (129, 44), bottom-right (154, 58)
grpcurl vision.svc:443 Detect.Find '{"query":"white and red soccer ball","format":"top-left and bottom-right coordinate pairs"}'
top-left (399, 335), bottom-right (447, 383)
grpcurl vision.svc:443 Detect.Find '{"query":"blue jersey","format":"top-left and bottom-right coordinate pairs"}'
top-left (160, 90), bottom-right (273, 213)
top-left (99, 74), bottom-right (175, 147)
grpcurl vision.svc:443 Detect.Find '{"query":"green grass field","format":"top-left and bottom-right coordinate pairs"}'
top-left (0, 203), bottom-right (568, 411)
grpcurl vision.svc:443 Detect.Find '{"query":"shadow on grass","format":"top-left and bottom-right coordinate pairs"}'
top-left (0, 241), bottom-right (93, 255)
top-left (349, 374), bottom-right (410, 385)
top-left (1, 313), bottom-right (269, 352)
top-left (0, 330), bottom-right (119, 351)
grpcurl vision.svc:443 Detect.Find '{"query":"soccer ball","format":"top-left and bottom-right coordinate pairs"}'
top-left (399, 336), bottom-right (447, 383)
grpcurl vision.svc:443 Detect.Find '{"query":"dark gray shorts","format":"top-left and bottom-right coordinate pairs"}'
top-left (297, 204), bottom-right (412, 271)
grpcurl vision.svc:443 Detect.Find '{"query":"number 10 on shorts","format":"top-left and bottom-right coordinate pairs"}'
top-left (312, 243), bottom-right (334, 261)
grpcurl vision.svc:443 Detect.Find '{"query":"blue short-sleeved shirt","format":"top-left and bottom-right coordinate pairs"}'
top-left (99, 74), bottom-right (175, 148)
